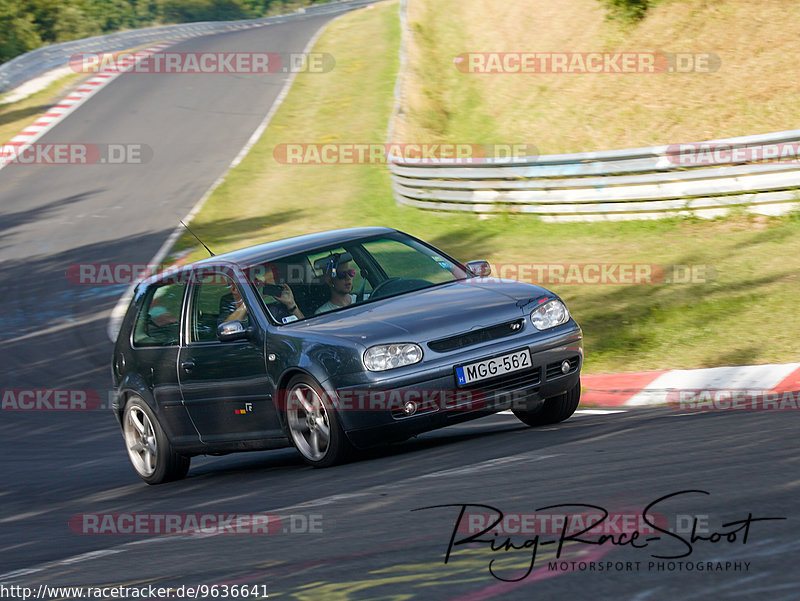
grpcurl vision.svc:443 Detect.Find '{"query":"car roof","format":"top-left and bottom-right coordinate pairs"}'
top-left (143, 226), bottom-right (398, 286)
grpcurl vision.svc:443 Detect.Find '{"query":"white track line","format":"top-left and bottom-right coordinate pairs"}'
top-left (0, 449), bottom-right (559, 583)
top-left (106, 12), bottom-right (350, 341)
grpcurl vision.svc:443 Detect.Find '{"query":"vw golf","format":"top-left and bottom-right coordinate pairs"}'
top-left (111, 227), bottom-right (582, 483)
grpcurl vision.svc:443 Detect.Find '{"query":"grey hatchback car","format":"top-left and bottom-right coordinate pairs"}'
top-left (112, 227), bottom-right (583, 483)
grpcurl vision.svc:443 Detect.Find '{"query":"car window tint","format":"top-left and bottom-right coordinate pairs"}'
top-left (362, 238), bottom-right (455, 284)
top-left (132, 283), bottom-right (185, 347)
top-left (190, 273), bottom-right (250, 343)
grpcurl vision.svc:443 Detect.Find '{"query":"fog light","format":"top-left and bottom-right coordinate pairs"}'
top-left (403, 401), bottom-right (417, 415)
top-left (561, 360), bottom-right (571, 374)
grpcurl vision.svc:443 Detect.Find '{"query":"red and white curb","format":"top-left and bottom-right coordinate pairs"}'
top-left (581, 362), bottom-right (800, 407)
top-left (0, 43), bottom-right (175, 169)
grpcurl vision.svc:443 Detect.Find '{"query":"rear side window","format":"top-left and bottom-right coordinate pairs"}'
top-left (189, 272), bottom-right (251, 343)
top-left (132, 283), bottom-right (185, 347)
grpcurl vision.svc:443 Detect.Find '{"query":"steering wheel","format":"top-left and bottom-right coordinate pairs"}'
top-left (369, 277), bottom-right (403, 300)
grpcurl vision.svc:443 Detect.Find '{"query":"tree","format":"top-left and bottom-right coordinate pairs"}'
top-left (158, 0), bottom-right (248, 22)
top-left (53, 5), bottom-right (101, 42)
top-left (0, 0), bottom-right (42, 63)
top-left (87, 0), bottom-right (137, 31)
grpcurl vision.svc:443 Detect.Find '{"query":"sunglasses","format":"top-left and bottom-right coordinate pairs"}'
top-left (335, 269), bottom-right (356, 279)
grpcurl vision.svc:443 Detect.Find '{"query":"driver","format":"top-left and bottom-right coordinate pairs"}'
top-left (315, 255), bottom-right (356, 315)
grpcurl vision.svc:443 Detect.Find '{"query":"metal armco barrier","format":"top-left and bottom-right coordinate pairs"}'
top-left (0, 0), bottom-right (377, 94)
top-left (388, 130), bottom-right (800, 222)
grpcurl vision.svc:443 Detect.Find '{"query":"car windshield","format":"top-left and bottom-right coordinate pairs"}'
top-left (248, 232), bottom-right (468, 323)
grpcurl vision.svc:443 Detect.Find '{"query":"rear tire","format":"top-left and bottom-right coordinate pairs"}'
top-left (284, 375), bottom-right (355, 468)
top-left (513, 379), bottom-right (581, 427)
top-left (122, 396), bottom-right (190, 484)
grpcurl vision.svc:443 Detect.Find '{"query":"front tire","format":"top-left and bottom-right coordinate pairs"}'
top-left (513, 379), bottom-right (581, 427)
top-left (122, 396), bottom-right (190, 484)
top-left (284, 375), bottom-right (354, 468)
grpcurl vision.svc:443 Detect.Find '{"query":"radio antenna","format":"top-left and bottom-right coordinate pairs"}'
top-left (180, 220), bottom-right (215, 257)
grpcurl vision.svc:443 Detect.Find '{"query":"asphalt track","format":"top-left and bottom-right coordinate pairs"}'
top-left (0, 12), bottom-right (338, 392)
top-left (1, 9), bottom-right (799, 601)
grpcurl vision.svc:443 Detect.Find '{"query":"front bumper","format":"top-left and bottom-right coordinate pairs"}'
top-left (327, 324), bottom-right (582, 448)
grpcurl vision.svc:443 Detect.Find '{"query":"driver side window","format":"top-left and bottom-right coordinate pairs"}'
top-left (362, 239), bottom-right (454, 284)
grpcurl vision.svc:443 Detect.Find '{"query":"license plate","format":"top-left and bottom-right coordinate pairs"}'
top-left (455, 349), bottom-right (532, 386)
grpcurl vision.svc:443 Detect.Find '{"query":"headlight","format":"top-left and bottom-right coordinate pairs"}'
top-left (530, 299), bottom-right (569, 330)
top-left (363, 343), bottom-right (423, 371)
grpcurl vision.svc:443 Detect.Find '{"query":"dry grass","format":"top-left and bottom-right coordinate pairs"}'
top-left (399, 0), bottom-right (800, 152)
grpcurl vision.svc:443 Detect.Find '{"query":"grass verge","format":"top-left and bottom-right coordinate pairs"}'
top-left (169, 0), bottom-right (800, 374)
top-left (0, 72), bottom-right (86, 145)
top-left (400, 0), bottom-right (800, 153)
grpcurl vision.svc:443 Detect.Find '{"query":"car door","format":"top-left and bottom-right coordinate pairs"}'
top-left (128, 281), bottom-right (200, 447)
top-left (178, 268), bottom-right (281, 443)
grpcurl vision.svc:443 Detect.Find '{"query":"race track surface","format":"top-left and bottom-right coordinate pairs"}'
top-left (1, 9), bottom-right (798, 601)
top-left (2, 408), bottom-right (799, 599)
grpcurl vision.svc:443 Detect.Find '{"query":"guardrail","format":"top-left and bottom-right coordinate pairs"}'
top-left (0, 0), bottom-right (377, 94)
top-left (388, 130), bottom-right (800, 222)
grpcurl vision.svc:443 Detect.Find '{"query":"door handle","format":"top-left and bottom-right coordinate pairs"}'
top-left (181, 360), bottom-right (196, 372)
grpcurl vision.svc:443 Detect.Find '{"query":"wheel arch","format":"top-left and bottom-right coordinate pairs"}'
top-left (115, 373), bottom-right (157, 421)
top-left (274, 367), bottom-right (323, 431)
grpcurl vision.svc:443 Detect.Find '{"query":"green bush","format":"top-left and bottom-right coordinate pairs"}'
top-left (599, 0), bottom-right (650, 21)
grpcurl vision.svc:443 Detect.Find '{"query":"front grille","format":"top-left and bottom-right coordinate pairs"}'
top-left (455, 367), bottom-right (542, 411)
top-left (428, 319), bottom-right (525, 353)
top-left (390, 366), bottom-right (543, 420)
top-left (463, 366), bottom-right (541, 394)
top-left (545, 356), bottom-right (580, 380)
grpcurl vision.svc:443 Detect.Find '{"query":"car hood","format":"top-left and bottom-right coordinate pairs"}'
top-left (288, 279), bottom-right (553, 346)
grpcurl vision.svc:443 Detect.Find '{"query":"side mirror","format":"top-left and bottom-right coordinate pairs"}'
top-left (465, 260), bottom-right (491, 277)
top-left (217, 320), bottom-right (250, 342)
